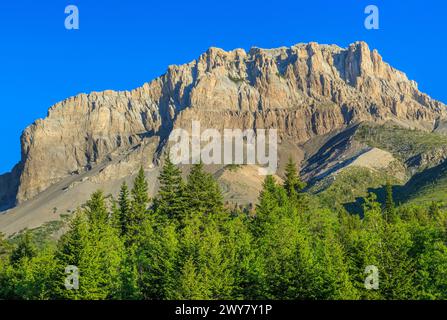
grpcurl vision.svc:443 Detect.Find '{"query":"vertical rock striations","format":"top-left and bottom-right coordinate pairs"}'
top-left (2, 41), bottom-right (446, 206)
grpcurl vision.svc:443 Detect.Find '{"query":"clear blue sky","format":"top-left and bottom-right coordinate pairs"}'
top-left (0, 0), bottom-right (445, 174)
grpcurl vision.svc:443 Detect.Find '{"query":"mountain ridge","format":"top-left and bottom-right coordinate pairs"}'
top-left (1, 40), bottom-right (446, 235)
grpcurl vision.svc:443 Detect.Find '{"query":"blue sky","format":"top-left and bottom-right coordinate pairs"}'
top-left (0, 0), bottom-right (446, 174)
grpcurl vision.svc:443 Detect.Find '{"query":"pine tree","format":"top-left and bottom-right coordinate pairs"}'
top-left (10, 232), bottom-right (37, 265)
top-left (0, 232), bottom-right (12, 259)
top-left (254, 175), bottom-right (282, 235)
top-left (0, 246), bottom-right (57, 300)
top-left (175, 258), bottom-right (205, 299)
top-left (355, 192), bottom-right (410, 300)
top-left (428, 201), bottom-right (443, 221)
top-left (138, 220), bottom-right (179, 299)
top-left (119, 246), bottom-right (142, 299)
top-left (313, 231), bottom-right (359, 299)
top-left (379, 221), bottom-right (417, 299)
top-left (283, 157), bottom-right (306, 199)
top-left (184, 162), bottom-right (224, 219)
top-left (118, 182), bottom-right (131, 236)
top-left (414, 229), bottom-right (447, 299)
top-left (132, 167), bottom-right (149, 212)
top-left (126, 167), bottom-right (150, 244)
top-left (56, 211), bottom-right (88, 268)
top-left (384, 181), bottom-right (395, 222)
top-left (55, 209), bottom-right (125, 299)
top-left (256, 204), bottom-right (316, 299)
top-left (154, 156), bottom-right (186, 220)
top-left (84, 190), bottom-right (109, 226)
top-left (175, 215), bottom-right (235, 299)
top-left (110, 199), bottom-right (121, 231)
top-left (257, 176), bottom-right (279, 212)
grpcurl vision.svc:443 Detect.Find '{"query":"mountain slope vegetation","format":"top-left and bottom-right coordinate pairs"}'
top-left (1, 158), bottom-right (446, 300)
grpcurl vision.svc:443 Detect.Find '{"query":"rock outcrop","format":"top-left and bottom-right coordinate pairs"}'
top-left (2, 41), bottom-right (446, 207)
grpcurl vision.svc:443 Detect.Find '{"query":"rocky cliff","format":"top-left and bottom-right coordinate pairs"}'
top-left (1, 41), bottom-right (446, 209)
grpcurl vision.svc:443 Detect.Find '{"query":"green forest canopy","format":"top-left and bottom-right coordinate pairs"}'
top-left (0, 159), bottom-right (446, 300)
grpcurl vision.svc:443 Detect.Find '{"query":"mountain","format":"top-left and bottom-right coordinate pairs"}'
top-left (1, 41), bottom-right (446, 235)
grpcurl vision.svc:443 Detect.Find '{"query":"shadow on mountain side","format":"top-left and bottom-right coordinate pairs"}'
top-left (342, 184), bottom-right (388, 217)
top-left (343, 161), bottom-right (447, 215)
top-left (302, 124), bottom-right (361, 176)
top-left (394, 160), bottom-right (447, 204)
top-left (0, 163), bottom-right (22, 213)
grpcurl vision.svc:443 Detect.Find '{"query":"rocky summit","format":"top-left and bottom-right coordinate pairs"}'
top-left (1, 41), bottom-right (446, 235)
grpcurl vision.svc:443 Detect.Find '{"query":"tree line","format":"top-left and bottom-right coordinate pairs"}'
top-left (0, 158), bottom-right (446, 299)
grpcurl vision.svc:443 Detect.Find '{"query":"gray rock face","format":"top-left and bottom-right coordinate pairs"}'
top-left (1, 41), bottom-right (446, 207)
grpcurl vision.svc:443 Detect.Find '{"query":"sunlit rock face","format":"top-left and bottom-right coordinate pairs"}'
top-left (2, 41), bottom-right (446, 206)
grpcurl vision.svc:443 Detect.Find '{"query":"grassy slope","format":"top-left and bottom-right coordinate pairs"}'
top-left (310, 166), bottom-right (397, 210)
top-left (309, 123), bottom-right (447, 209)
top-left (8, 215), bottom-right (69, 248)
top-left (354, 123), bottom-right (447, 206)
top-left (354, 123), bottom-right (447, 162)
top-left (397, 162), bottom-right (447, 206)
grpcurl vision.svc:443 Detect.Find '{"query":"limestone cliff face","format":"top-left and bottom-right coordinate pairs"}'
top-left (3, 41), bottom-right (447, 206)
